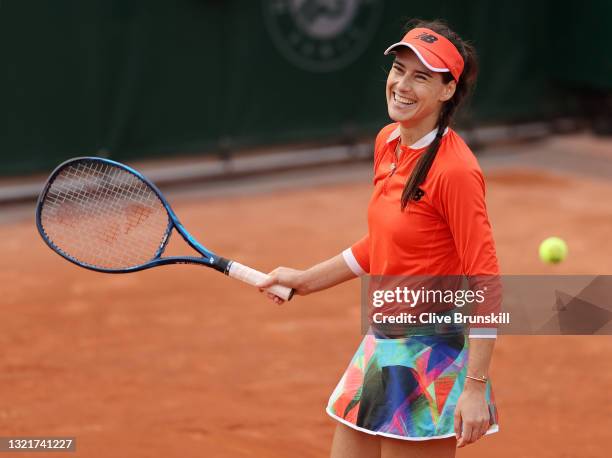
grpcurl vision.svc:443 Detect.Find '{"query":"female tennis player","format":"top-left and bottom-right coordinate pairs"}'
top-left (259, 19), bottom-right (500, 458)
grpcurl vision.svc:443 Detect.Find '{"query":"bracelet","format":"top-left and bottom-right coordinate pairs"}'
top-left (466, 375), bottom-right (488, 383)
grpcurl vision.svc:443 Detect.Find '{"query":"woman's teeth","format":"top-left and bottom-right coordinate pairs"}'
top-left (394, 93), bottom-right (416, 106)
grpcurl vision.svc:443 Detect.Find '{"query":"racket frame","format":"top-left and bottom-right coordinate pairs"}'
top-left (36, 157), bottom-right (232, 275)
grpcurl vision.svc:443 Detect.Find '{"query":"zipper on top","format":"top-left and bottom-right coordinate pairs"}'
top-left (383, 141), bottom-right (403, 194)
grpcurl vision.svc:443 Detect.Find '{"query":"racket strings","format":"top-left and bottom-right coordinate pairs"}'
top-left (40, 160), bottom-right (170, 269)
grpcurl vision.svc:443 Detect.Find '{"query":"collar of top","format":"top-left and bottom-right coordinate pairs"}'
top-left (384, 27), bottom-right (464, 82)
top-left (386, 125), bottom-right (449, 149)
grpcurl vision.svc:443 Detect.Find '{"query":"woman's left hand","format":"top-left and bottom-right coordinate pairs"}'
top-left (454, 382), bottom-right (491, 448)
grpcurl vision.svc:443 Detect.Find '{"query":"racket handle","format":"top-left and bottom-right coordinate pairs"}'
top-left (227, 261), bottom-right (294, 301)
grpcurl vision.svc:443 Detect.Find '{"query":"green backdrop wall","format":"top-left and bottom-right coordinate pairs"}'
top-left (1, 0), bottom-right (610, 175)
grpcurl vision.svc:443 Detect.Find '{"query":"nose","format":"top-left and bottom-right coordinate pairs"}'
top-left (395, 72), bottom-right (413, 92)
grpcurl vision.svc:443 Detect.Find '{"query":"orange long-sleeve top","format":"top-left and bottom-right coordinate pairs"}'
top-left (343, 123), bottom-right (501, 337)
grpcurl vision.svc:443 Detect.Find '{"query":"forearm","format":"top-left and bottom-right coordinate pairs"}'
top-left (464, 338), bottom-right (495, 392)
top-left (300, 253), bottom-right (357, 295)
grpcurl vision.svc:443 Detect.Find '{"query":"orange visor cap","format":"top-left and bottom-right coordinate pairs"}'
top-left (384, 27), bottom-right (464, 82)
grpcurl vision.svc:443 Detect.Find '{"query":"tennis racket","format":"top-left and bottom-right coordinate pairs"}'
top-left (35, 157), bottom-right (294, 301)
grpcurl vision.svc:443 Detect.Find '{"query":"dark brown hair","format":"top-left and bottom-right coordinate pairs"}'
top-left (397, 19), bottom-right (478, 210)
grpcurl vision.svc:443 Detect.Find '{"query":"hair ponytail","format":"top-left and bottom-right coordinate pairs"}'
top-left (399, 19), bottom-right (478, 211)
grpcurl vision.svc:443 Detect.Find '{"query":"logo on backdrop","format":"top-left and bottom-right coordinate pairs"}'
top-left (263, 0), bottom-right (383, 72)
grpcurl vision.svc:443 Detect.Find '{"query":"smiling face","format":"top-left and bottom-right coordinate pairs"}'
top-left (386, 47), bottom-right (456, 130)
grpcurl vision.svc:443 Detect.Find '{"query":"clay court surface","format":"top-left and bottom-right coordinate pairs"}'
top-left (1, 135), bottom-right (611, 457)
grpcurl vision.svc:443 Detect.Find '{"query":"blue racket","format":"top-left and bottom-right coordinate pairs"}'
top-left (35, 157), bottom-right (294, 301)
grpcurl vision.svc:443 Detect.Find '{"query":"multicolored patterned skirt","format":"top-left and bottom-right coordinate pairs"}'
top-left (326, 330), bottom-right (499, 441)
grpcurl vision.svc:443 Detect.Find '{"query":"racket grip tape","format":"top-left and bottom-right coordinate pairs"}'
top-left (227, 261), bottom-right (294, 301)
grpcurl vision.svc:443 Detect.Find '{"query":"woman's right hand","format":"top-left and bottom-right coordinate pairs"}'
top-left (257, 267), bottom-right (308, 305)
top-left (257, 253), bottom-right (357, 305)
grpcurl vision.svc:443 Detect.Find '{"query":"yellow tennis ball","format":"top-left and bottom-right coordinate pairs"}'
top-left (539, 237), bottom-right (568, 264)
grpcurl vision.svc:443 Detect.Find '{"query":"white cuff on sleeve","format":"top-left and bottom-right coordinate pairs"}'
top-left (342, 248), bottom-right (367, 277)
top-left (468, 328), bottom-right (498, 339)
